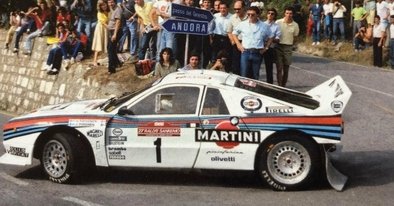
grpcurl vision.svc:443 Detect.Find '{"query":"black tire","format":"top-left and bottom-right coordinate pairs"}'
top-left (41, 133), bottom-right (86, 184)
top-left (257, 134), bottom-right (321, 191)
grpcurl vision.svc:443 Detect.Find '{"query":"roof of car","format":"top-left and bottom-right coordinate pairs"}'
top-left (159, 70), bottom-right (237, 87)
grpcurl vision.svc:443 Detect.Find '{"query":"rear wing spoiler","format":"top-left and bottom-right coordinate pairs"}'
top-left (306, 76), bottom-right (352, 114)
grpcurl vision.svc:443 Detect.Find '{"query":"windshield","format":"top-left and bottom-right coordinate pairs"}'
top-left (101, 79), bottom-right (161, 112)
top-left (234, 78), bottom-right (320, 109)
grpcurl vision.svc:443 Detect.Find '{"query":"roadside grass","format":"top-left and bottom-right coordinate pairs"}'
top-left (297, 37), bottom-right (391, 68)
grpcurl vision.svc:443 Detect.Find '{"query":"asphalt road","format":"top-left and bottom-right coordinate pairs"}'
top-left (0, 53), bottom-right (393, 205)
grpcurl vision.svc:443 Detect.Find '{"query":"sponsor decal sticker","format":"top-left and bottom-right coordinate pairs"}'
top-left (68, 119), bottom-right (106, 127)
top-left (206, 150), bottom-right (244, 155)
top-left (240, 96), bottom-right (262, 111)
top-left (198, 120), bottom-right (261, 149)
top-left (196, 129), bottom-right (261, 143)
top-left (108, 147), bottom-right (126, 160)
top-left (138, 122), bottom-right (181, 137)
top-left (87, 129), bottom-right (103, 138)
top-left (211, 156), bottom-right (235, 162)
top-left (6, 146), bottom-right (29, 157)
top-left (207, 150), bottom-right (243, 162)
top-left (331, 100), bottom-right (343, 113)
top-left (112, 128), bottom-right (123, 136)
top-left (109, 128), bottom-right (126, 145)
top-left (175, 75), bottom-right (212, 80)
top-left (329, 79), bottom-right (344, 98)
top-left (265, 106), bottom-right (294, 113)
top-left (109, 136), bottom-right (127, 145)
top-left (239, 79), bottom-right (257, 87)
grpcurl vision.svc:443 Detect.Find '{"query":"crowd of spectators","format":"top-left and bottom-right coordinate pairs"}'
top-left (0, 0), bottom-right (392, 85)
top-left (307, 0), bottom-right (394, 69)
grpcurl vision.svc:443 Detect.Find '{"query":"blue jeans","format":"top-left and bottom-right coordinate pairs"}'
top-left (118, 20), bottom-right (138, 55)
top-left (324, 16), bottom-right (332, 40)
top-left (354, 37), bottom-right (365, 50)
top-left (240, 50), bottom-right (263, 80)
top-left (127, 20), bottom-right (138, 55)
top-left (24, 21), bottom-right (50, 52)
top-left (390, 39), bottom-right (394, 67)
top-left (24, 29), bottom-right (41, 52)
top-left (157, 29), bottom-right (175, 60)
top-left (159, 30), bottom-right (174, 52)
top-left (46, 47), bottom-right (63, 69)
top-left (333, 18), bottom-right (345, 42)
top-left (60, 41), bottom-right (83, 59)
top-left (352, 20), bottom-right (362, 39)
top-left (118, 23), bottom-right (129, 52)
top-left (312, 18), bottom-right (321, 42)
top-left (77, 18), bottom-right (94, 52)
top-left (77, 18), bottom-right (93, 38)
top-left (14, 24), bottom-right (29, 49)
top-left (138, 30), bottom-right (157, 60)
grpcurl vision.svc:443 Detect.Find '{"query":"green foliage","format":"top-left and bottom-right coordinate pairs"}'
top-left (263, 0), bottom-right (299, 18)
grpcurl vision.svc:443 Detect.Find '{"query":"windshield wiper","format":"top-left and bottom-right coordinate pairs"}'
top-left (99, 97), bottom-right (117, 111)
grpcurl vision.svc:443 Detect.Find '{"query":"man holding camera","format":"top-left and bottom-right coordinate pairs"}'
top-left (332, 0), bottom-right (347, 45)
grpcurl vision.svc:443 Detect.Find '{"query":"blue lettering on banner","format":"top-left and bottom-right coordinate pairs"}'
top-left (162, 19), bottom-right (208, 35)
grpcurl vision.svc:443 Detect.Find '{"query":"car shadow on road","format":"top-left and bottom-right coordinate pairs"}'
top-left (90, 169), bottom-right (266, 189)
top-left (15, 165), bottom-right (333, 190)
top-left (332, 150), bottom-right (394, 189)
top-left (14, 150), bottom-right (393, 190)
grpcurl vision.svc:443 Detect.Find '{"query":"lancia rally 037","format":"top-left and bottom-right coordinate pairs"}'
top-left (0, 70), bottom-right (352, 191)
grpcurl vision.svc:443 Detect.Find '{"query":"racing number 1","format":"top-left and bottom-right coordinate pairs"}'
top-left (154, 138), bottom-right (161, 163)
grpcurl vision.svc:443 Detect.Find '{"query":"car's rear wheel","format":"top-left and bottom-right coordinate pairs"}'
top-left (257, 134), bottom-right (321, 191)
top-left (41, 133), bottom-right (85, 184)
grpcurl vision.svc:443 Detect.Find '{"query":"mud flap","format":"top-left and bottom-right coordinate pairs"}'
top-left (325, 150), bottom-right (347, 191)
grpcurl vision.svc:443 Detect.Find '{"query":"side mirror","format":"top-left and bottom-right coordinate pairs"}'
top-left (117, 106), bottom-right (134, 116)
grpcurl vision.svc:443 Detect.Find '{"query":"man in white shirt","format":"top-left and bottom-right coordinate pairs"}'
top-left (227, 0), bottom-right (247, 75)
top-left (388, 0), bottom-right (394, 15)
top-left (389, 15), bottom-right (394, 69)
top-left (211, 1), bottom-right (232, 68)
top-left (323, 0), bottom-right (333, 41)
top-left (150, 0), bottom-right (173, 61)
top-left (332, 0), bottom-right (347, 45)
top-left (376, 0), bottom-right (390, 27)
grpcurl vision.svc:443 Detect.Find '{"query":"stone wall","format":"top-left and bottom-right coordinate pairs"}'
top-left (0, 30), bottom-right (122, 115)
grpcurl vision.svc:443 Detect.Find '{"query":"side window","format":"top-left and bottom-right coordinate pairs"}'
top-left (202, 88), bottom-right (229, 115)
top-left (130, 86), bottom-right (200, 115)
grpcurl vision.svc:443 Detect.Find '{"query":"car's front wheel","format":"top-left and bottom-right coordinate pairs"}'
top-left (257, 135), bottom-right (321, 191)
top-left (41, 133), bottom-right (85, 184)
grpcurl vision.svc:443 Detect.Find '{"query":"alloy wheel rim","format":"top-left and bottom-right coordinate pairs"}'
top-left (42, 140), bottom-right (68, 178)
top-left (267, 141), bottom-right (311, 185)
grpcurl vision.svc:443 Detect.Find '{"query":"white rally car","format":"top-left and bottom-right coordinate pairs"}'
top-left (0, 70), bottom-right (351, 191)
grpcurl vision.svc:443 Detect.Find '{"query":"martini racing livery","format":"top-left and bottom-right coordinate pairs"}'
top-left (0, 70), bottom-right (352, 191)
